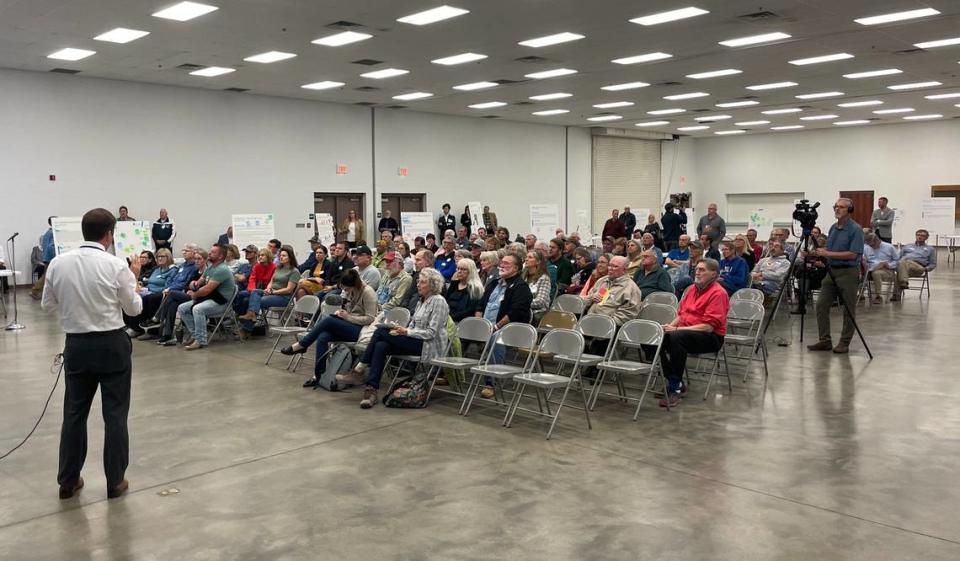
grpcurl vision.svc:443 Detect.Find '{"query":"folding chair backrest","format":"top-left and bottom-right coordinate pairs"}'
top-left (384, 307), bottom-right (411, 327)
top-left (643, 291), bottom-right (678, 308)
top-left (729, 300), bottom-right (764, 323)
top-left (456, 316), bottom-right (494, 344)
top-left (537, 328), bottom-right (584, 364)
top-left (537, 310), bottom-right (577, 332)
top-left (731, 288), bottom-right (764, 303)
top-left (575, 314), bottom-right (617, 341)
top-left (292, 295), bottom-right (321, 317)
top-left (638, 303), bottom-right (677, 326)
top-left (320, 302), bottom-right (340, 318)
top-left (617, 319), bottom-right (664, 348)
top-left (495, 322), bottom-right (538, 350)
top-left (552, 293), bottom-right (586, 315)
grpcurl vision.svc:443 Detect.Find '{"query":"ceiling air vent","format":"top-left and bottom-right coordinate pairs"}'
top-left (352, 59), bottom-right (383, 66)
top-left (354, 101), bottom-right (376, 106)
top-left (656, 81), bottom-right (683, 87)
top-left (223, 87), bottom-right (249, 93)
top-left (327, 20), bottom-right (365, 30)
top-left (512, 101), bottom-right (534, 106)
top-left (354, 86), bottom-right (380, 92)
top-left (49, 68), bottom-right (81, 74)
top-left (386, 105), bottom-right (408, 109)
top-left (494, 79), bottom-right (526, 85)
top-left (737, 10), bottom-right (782, 21)
top-left (177, 63), bottom-right (203, 71)
top-left (481, 115), bottom-right (500, 119)
top-left (894, 48), bottom-right (925, 55)
top-left (690, 108), bottom-right (711, 112)
top-left (515, 55), bottom-right (549, 64)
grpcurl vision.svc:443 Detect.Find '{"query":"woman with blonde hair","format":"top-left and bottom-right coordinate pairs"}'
top-left (478, 251), bottom-right (499, 287)
top-left (339, 209), bottom-right (364, 249)
top-left (522, 249), bottom-right (552, 322)
top-left (625, 239), bottom-right (644, 277)
top-left (445, 258), bottom-right (484, 322)
top-left (734, 233), bottom-right (756, 270)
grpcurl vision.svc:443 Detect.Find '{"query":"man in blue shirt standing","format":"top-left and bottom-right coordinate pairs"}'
top-left (31, 216), bottom-right (58, 300)
top-left (808, 198), bottom-right (864, 354)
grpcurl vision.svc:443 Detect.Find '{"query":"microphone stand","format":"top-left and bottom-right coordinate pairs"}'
top-left (5, 233), bottom-right (25, 330)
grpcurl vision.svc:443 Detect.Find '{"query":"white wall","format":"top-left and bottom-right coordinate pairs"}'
top-left (0, 68), bottom-right (591, 282)
top-left (661, 136), bottom-right (697, 212)
top-left (690, 120), bottom-right (960, 243)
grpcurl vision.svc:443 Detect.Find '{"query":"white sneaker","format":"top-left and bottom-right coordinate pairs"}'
top-left (125, 328), bottom-right (141, 338)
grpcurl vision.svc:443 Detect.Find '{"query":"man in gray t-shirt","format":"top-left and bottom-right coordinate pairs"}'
top-left (696, 203), bottom-right (726, 250)
top-left (870, 196), bottom-right (894, 243)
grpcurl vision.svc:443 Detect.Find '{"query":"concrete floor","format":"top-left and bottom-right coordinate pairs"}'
top-left (1, 264), bottom-right (958, 560)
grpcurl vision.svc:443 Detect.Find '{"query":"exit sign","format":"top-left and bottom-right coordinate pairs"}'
top-left (336, 164), bottom-right (348, 175)
top-left (398, 167), bottom-right (409, 177)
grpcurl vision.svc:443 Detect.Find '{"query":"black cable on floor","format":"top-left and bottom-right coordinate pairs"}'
top-left (0, 354), bottom-right (63, 462)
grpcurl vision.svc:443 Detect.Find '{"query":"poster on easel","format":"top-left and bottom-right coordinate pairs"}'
top-left (530, 204), bottom-right (560, 243)
top-left (920, 198), bottom-right (955, 245)
top-left (114, 221), bottom-right (153, 260)
top-left (400, 212), bottom-right (435, 243)
top-left (891, 207), bottom-right (906, 244)
top-left (467, 201), bottom-right (483, 233)
top-left (51, 217), bottom-right (84, 255)
top-left (748, 208), bottom-right (775, 240)
top-left (574, 210), bottom-right (591, 238)
top-left (232, 213), bottom-right (276, 251)
top-left (315, 213), bottom-right (336, 248)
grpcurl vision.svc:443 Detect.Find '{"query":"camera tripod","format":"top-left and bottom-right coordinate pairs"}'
top-left (760, 227), bottom-right (873, 359)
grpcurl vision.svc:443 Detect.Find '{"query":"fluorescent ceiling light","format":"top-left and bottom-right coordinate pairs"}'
top-left (47, 48), bottom-right (96, 61)
top-left (594, 101), bottom-right (634, 109)
top-left (735, 120), bottom-right (770, 126)
top-left (468, 101), bottom-right (507, 109)
top-left (244, 51), bottom-right (297, 63)
top-left (392, 92), bottom-right (433, 101)
top-left (189, 66), bottom-right (235, 77)
top-left (301, 81), bottom-right (345, 90)
top-left (532, 109), bottom-right (569, 116)
top-left (834, 120), bottom-right (870, 126)
top-left (926, 92), bottom-right (960, 100)
top-left (431, 52), bottom-right (487, 65)
top-left (843, 68), bottom-right (902, 79)
top-left (915, 37), bottom-right (960, 49)
top-left (152, 1), bottom-right (218, 21)
top-left (772, 125), bottom-right (804, 130)
top-left (762, 108), bottom-right (803, 114)
top-left (677, 125), bottom-right (710, 131)
top-left (716, 100), bottom-right (759, 108)
top-left (397, 5), bottom-right (469, 25)
top-left (518, 32), bottom-right (585, 48)
top-left (873, 108), bottom-right (914, 114)
top-left (695, 115), bottom-right (732, 122)
top-left (312, 31), bottom-right (373, 46)
top-left (855, 8), bottom-right (940, 26)
top-left (719, 32), bottom-right (791, 47)
top-left (664, 92), bottom-right (709, 100)
top-left (612, 52), bottom-right (673, 65)
top-left (360, 68), bottom-right (409, 79)
top-left (888, 81), bottom-right (942, 90)
top-left (789, 52), bottom-right (854, 66)
top-left (838, 100), bottom-right (883, 107)
top-left (601, 81), bottom-right (650, 91)
top-left (524, 68), bottom-right (577, 79)
top-left (903, 114), bottom-right (942, 120)
top-left (715, 130), bottom-right (746, 135)
top-left (746, 81), bottom-right (798, 90)
top-left (686, 69), bottom-right (741, 79)
top-left (799, 114), bottom-right (838, 121)
top-left (796, 91), bottom-right (844, 99)
top-left (636, 121), bottom-right (671, 127)
top-left (648, 108), bottom-right (685, 115)
top-left (631, 7), bottom-right (709, 26)
top-left (453, 81), bottom-right (498, 91)
top-left (587, 115), bottom-right (623, 122)
top-left (94, 28), bottom-right (150, 44)
top-left (529, 92), bottom-right (572, 100)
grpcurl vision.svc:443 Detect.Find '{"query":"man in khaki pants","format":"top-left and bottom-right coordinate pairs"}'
top-left (894, 229), bottom-right (936, 301)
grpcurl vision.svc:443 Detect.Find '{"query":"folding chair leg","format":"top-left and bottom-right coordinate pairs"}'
top-left (459, 374), bottom-right (482, 416)
top-left (587, 371), bottom-right (607, 411)
top-left (503, 384), bottom-right (526, 427)
top-left (545, 382), bottom-right (573, 440)
top-left (265, 332), bottom-right (285, 365)
top-left (576, 373), bottom-right (593, 430)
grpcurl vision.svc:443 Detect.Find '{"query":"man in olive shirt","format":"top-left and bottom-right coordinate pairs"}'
top-left (178, 244), bottom-right (237, 350)
top-left (548, 238), bottom-right (573, 287)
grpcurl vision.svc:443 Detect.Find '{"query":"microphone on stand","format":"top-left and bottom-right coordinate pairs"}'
top-left (6, 232), bottom-right (18, 242)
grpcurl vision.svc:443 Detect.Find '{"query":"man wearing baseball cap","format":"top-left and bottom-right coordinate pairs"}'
top-left (353, 245), bottom-right (381, 291)
top-left (298, 236), bottom-right (322, 274)
top-left (375, 251), bottom-right (412, 311)
top-left (234, 244), bottom-right (258, 286)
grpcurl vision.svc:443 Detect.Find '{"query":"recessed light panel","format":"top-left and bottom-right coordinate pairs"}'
top-left (631, 7), bottom-right (709, 26)
top-left (468, 101), bottom-right (507, 109)
top-left (903, 114), bottom-right (942, 120)
top-left (312, 31), bottom-right (373, 46)
top-left (772, 125), bottom-right (804, 130)
top-left (799, 114), bottom-right (838, 121)
top-left (301, 81), bottom-right (345, 90)
top-left (873, 108), bottom-right (914, 114)
top-left (715, 130), bottom-right (746, 135)
top-left (152, 1), bottom-right (219, 21)
top-left (834, 120), bottom-right (870, 126)
top-left (431, 52), bottom-right (487, 65)
top-left (789, 53), bottom-right (854, 66)
top-left (925, 92), bottom-right (960, 100)
top-left (716, 100), bottom-right (759, 108)
top-left (648, 108), bottom-right (685, 115)
top-left (594, 101), bottom-right (634, 109)
top-left (453, 81), bottom-right (497, 91)
top-left (94, 28), bottom-right (150, 44)
top-left (888, 81), bottom-right (942, 90)
top-left (695, 115), bottom-right (731, 122)
top-left (393, 92), bottom-right (433, 101)
top-left (843, 68), bottom-right (902, 79)
top-left (838, 100), bottom-right (883, 107)
top-left (587, 115), bottom-right (623, 122)
top-left (532, 109), bottom-right (569, 116)
top-left (47, 48), bottom-right (96, 61)
top-left (795, 91), bottom-right (844, 99)
top-left (518, 32), bottom-right (584, 48)
top-left (677, 125), bottom-right (709, 131)
top-left (397, 5), bottom-right (469, 25)
top-left (529, 92), bottom-right (572, 101)
top-left (746, 81), bottom-right (798, 90)
top-left (664, 92), bottom-right (709, 100)
top-left (190, 66), bottom-right (235, 77)
top-left (855, 8), bottom-right (940, 26)
top-left (244, 51), bottom-right (297, 63)
top-left (601, 81), bottom-right (650, 91)
top-left (524, 68), bottom-right (577, 79)
top-left (719, 32), bottom-right (791, 47)
top-left (734, 120), bottom-right (770, 126)
top-left (612, 52), bottom-right (673, 65)
top-left (762, 108), bottom-right (803, 114)
top-left (361, 68), bottom-right (409, 79)
top-left (636, 120), bottom-right (671, 127)
top-left (686, 69), bottom-right (741, 79)
top-left (914, 37), bottom-right (960, 49)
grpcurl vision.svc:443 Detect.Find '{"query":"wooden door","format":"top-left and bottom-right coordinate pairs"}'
top-left (398, 194), bottom-right (425, 214)
top-left (838, 190), bottom-right (874, 228)
top-left (314, 193), bottom-right (365, 243)
top-left (380, 195), bottom-right (401, 225)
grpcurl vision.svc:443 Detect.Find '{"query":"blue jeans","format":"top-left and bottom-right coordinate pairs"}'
top-left (299, 316), bottom-right (363, 370)
top-left (359, 327), bottom-right (423, 389)
top-left (240, 292), bottom-right (290, 332)
top-left (178, 299), bottom-right (228, 345)
top-left (233, 290), bottom-right (251, 314)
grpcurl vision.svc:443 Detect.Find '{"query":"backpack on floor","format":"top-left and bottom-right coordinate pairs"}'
top-left (316, 343), bottom-right (355, 392)
top-left (383, 369), bottom-right (430, 408)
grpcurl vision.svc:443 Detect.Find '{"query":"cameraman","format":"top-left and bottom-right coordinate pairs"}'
top-left (807, 198), bottom-right (864, 354)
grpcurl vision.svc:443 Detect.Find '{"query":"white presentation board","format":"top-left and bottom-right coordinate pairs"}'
top-left (530, 204), bottom-right (560, 243)
top-left (748, 209), bottom-right (775, 240)
top-left (401, 212), bottom-right (435, 242)
top-left (51, 217), bottom-right (84, 255)
top-left (114, 220), bottom-right (153, 260)
top-left (467, 201), bottom-right (483, 232)
top-left (315, 213), bottom-right (336, 248)
top-left (232, 213), bottom-right (276, 251)
top-left (574, 210), bottom-right (591, 238)
top-left (920, 197), bottom-right (955, 245)
top-left (634, 208), bottom-right (651, 231)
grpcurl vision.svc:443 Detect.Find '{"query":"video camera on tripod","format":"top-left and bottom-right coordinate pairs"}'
top-left (792, 199), bottom-right (820, 232)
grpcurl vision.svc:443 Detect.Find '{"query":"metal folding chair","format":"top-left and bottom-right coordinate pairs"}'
top-left (504, 329), bottom-right (591, 439)
top-left (555, 314), bottom-right (616, 371)
top-left (706, 300), bottom-right (765, 399)
top-left (593, 320), bottom-right (667, 416)
top-left (460, 323), bottom-right (538, 416)
top-left (551, 293), bottom-right (586, 316)
top-left (536, 309), bottom-right (577, 335)
top-left (643, 291), bottom-right (678, 308)
top-left (425, 317), bottom-right (494, 404)
top-left (638, 303), bottom-right (677, 326)
top-left (902, 269), bottom-right (930, 299)
top-left (265, 295), bottom-right (320, 366)
top-left (731, 287), bottom-right (764, 303)
top-left (206, 286), bottom-right (240, 343)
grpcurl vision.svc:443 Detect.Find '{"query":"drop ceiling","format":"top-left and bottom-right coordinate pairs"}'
top-left (2, 0), bottom-right (959, 136)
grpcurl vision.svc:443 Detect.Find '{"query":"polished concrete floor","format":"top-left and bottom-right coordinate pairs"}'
top-left (1, 264), bottom-right (958, 560)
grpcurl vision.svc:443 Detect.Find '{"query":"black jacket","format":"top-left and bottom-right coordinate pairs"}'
top-left (329, 256), bottom-right (354, 285)
top-left (661, 209), bottom-right (687, 242)
top-left (460, 212), bottom-right (472, 236)
top-left (476, 274), bottom-right (532, 324)
top-left (444, 283), bottom-right (480, 322)
top-left (619, 212), bottom-right (637, 235)
top-left (378, 217), bottom-right (399, 236)
top-left (437, 213), bottom-right (457, 237)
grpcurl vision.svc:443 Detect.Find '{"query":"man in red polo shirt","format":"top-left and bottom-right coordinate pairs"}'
top-left (658, 258), bottom-right (729, 408)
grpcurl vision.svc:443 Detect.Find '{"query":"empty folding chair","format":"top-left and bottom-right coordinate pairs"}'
top-left (643, 291), bottom-right (678, 308)
top-left (555, 314), bottom-right (617, 372)
top-left (265, 295), bottom-right (320, 366)
top-left (424, 317), bottom-right (494, 404)
top-left (714, 300), bottom-right (768, 392)
top-left (639, 303), bottom-right (677, 326)
top-left (593, 320), bottom-right (667, 416)
top-left (551, 293), bottom-right (586, 316)
top-left (504, 329), bottom-right (591, 439)
top-left (460, 323), bottom-right (538, 416)
top-left (536, 309), bottom-right (577, 335)
top-left (731, 288), bottom-right (764, 303)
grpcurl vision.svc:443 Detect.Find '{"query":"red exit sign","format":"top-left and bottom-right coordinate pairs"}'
top-left (336, 164), bottom-right (348, 175)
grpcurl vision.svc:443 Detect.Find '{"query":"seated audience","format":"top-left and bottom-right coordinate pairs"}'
top-left (673, 242), bottom-right (705, 295)
top-left (717, 241), bottom-right (749, 296)
top-left (643, 213), bottom-right (665, 251)
top-left (612, 237), bottom-right (627, 257)
top-left (484, 236), bottom-right (502, 252)
top-left (336, 268), bottom-right (450, 409)
top-left (124, 248), bottom-right (177, 338)
top-left (495, 227), bottom-right (510, 246)
top-left (475, 252), bottom-right (532, 398)
top-left (580, 253), bottom-right (610, 297)
top-left (445, 259), bottom-right (484, 322)
top-left (298, 237), bottom-right (322, 274)
top-left (424, 233), bottom-right (439, 253)
top-left (402, 250), bottom-right (436, 314)
top-left (413, 236), bottom-right (426, 253)
top-left (155, 247), bottom-right (205, 346)
top-left (223, 244), bottom-right (242, 274)
top-left (237, 246), bottom-right (300, 337)
top-left (664, 234), bottom-right (691, 268)
top-left (640, 233), bottom-right (664, 265)
top-left (524, 234), bottom-right (537, 251)
top-left (469, 240), bottom-right (484, 266)
top-left (328, 242), bottom-right (355, 286)
top-left (746, 229), bottom-right (763, 262)
top-left (548, 238), bottom-right (573, 288)
top-left (136, 251), bottom-right (157, 285)
top-left (397, 241), bottom-right (415, 274)
top-left (353, 246), bottom-right (381, 291)
top-left (478, 250), bottom-right (499, 287)
top-left (268, 239), bottom-right (282, 265)
top-left (435, 237), bottom-right (458, 281)
top-left (863, 232), bottom-right (898, 304)
top-left (235, 245), bottom-right (257, 286)
top-left (296, 244), bottom-right (335, 299)
top-left (177, 244), bottom-right (237, 350)
top-left (582, 255), bottom-right (642, 326)
top-left (633, 250), bottom-right (674, 299)
top-left (566, 248), bottom-right (595, 294)
top-left (376, 252), bottom-right (412, 311)
top-left (658, 258), bottom-right (729, 408)
top-left (233, 248), bottom-right (276, 319)
top-left (522, 249), bottom-right (552, 323)
top-left (456, 226), bottom-right (471, 249)
top-left (625, 240), bottom-right (644, 277)
top-left (699, 234), bottom-right (721, 260)
top-left (751, 240), bottom-right (791, 298)
top-left (734, 234), bottom-right (756, 271)
top-left (894, 229), bottom-right (936, 301)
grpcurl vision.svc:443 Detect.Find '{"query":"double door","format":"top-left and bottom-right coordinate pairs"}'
top-left (314, 193), bottom-right (364, 243)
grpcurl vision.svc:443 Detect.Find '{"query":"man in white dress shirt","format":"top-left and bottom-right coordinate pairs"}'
top-left (42, 208), bottom-right (142, 500)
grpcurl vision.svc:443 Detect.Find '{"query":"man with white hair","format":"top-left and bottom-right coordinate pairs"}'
top-left (524, 234), bottom-right (537, 251)
top-left (582, 255), bottom-right (641, 326)
top-left (862, 232), bottom-right (898, 304)
top-left (751, 240), bottom-right (791, 298)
